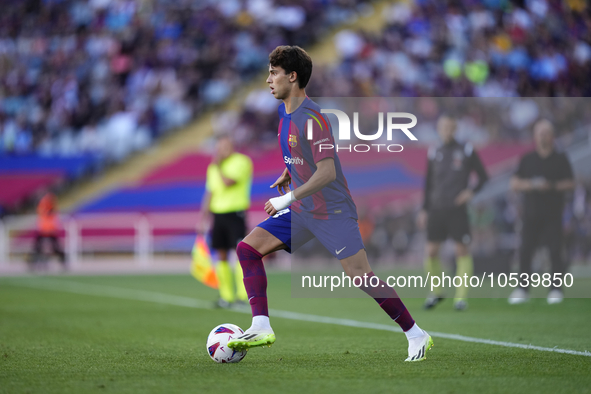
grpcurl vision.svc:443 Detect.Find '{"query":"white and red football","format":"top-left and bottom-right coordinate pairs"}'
top-left (206, 324), bottom-right (247, 363)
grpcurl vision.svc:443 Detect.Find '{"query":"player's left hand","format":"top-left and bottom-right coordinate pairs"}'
top-left (454, 189), bottom-right (474, 206)
top-left (264, 200), bottom-right (278, 216)
top-left (265, 191), bottom-right (297, 215)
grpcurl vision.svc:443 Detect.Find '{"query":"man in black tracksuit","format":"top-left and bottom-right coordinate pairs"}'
top-left (509, 119), bottom-right (574, 305)
top-left (420, 114), bottom-right (489, 311)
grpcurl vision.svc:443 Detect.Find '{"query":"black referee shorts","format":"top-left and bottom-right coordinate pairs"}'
top-left (211, 211), bottom-right (247, 251)
top-left (427, 206), bottom-right (471, 244)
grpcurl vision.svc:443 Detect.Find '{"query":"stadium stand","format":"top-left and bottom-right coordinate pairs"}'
top-left (0, 154), bottom-right (100, 211)
top-left (232, 0), bottom-right (590, 145)
top-left (1, 0), bottom-right (589, 259)
top-left (76, 142), bottom-right (531, 213)
top-left (0, 0), bottom-right (375, 213)
top-left (310, 0), bottom-right (591, 98)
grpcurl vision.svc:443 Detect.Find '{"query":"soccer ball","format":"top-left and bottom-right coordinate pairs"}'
top-left (206, 323), bottom-right (247, 363)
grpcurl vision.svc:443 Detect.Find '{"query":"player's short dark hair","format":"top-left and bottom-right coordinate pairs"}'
top-left (269, 46), bottom-right (313, 89)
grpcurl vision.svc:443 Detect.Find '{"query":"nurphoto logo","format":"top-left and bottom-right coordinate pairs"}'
top-left (307, 110), bottom-right (418, 153)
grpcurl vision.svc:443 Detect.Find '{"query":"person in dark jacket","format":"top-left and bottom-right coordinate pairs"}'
top-left (418, 114), bottom-right (489, 311)
top-left (508, 119), bottom-right (575, 305)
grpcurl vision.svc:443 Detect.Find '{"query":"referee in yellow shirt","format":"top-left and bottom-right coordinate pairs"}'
top-left (201, 135), bottom-right (253, 308)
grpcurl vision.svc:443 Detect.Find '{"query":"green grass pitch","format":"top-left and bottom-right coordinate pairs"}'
top-left (1, 272), bottom-right (590, 394)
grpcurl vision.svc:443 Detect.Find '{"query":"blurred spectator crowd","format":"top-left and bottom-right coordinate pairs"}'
top-left (3, 0), bottom-right (589, 158)
top-left (226, 0), bottom-right (591, 146)
top-left (311, 0), bottom-right (591, 97)
top-left (0, 0), bottom-right (373, 160)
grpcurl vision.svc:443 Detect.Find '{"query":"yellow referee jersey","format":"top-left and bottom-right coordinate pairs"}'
top-left (206, 152), bottom-right (253, 214)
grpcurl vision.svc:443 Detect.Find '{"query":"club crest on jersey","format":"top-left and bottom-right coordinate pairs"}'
top-left (289, 134), bottom-right (298, 147)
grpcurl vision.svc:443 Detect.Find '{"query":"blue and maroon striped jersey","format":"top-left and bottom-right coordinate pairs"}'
top-left (277, 97), bottom-right (357, 220)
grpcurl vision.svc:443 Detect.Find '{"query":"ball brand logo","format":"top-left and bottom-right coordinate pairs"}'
top-left (288, 134), bottom-right (298, 147)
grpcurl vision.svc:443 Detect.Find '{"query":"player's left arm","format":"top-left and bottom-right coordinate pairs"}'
top-left (265, 158), bottom-right (336, 215)
top-left (455, 146), bottom-right (489, 205)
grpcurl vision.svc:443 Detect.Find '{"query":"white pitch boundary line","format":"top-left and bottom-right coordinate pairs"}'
top-left (4, 278), bottom-right (591, 358)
